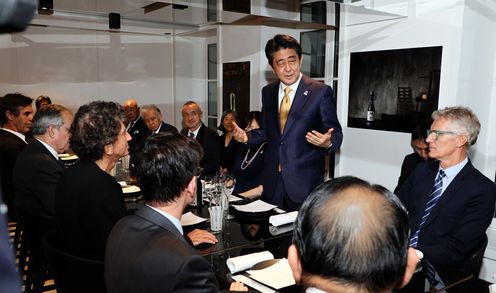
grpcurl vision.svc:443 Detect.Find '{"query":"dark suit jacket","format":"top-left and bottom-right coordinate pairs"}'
top-left (145, 121), bottom-right (178, 137)
top-left (248, 75), bottom-right (343, 205)
top-left (55, 161), bottom-right (126, 261)
top-left (0, 129), bottom-right (27, 217)
top-left (181, 123), bottom-right (221, 177)
top-left (105, 205), bottom-right (221, 293)
top-left (127, 116), bottom-right (148, 155)
top-left (394, 152), bottom-right (426, 193)
top-left (397, 160), bottom-right (496, 275)
top-left (13, 138), bottom-right (64, 219)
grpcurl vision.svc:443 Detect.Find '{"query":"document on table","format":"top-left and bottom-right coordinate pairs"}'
top-left (231, 275), bottom-right (275, 293)
top-left (232, 200), bottom-right (277, 213)
top-left (246, 258), bottom-right (295, 289)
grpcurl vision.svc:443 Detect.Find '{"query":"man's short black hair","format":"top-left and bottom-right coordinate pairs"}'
top-left (134, 133), bottom-right (202, 204)
top-left (70, 101), bottom-right (125, 162)
top-left (0, 93), bottom-right (33, 125)
top-left (293, 176), bottom-right (410, 292)
top-left (265, 34), bottom-right (302, 66)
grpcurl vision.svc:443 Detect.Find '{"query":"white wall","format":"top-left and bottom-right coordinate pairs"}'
top-left (337, 0), bottom-right (469, 190)
top-left (0, 23), bottom-right (177, 126)
top-left (173, 35), bottom-right (208, 128)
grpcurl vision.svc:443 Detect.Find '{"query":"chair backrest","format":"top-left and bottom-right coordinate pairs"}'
top-left (465, 233), bottom-right (488, 277)
top-left (41, 230), bottom-right (107, 293)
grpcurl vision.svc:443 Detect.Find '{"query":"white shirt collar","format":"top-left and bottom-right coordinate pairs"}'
top-left (36, 138), bottom-right (59, 160)
top-left (278, 73), bottom-right (303, 107)
top-left (153, 122), bottom-right (163, 134)
top-left (1, 128), bottom-right (26, 143)
top-left (189, 125), bottom-right (201, 137)
top-left (145, 204), bottom-right (184, 235)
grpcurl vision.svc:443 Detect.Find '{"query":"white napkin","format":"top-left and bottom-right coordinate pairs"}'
top-left (269, 211), bottom-right (298, 227)
top-left (226, 251), bottom-right (274, 274)
top-left (269, 224), bottom-right (294, 236)
top-left (246, 258), bottom-right (296, 289)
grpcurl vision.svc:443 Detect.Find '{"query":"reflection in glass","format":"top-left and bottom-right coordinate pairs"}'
top-left (208, 81), bottom-right (217, 117)
top-left (208, 44), bottom-right (217, 80)
top-left (300, 30), bottom-right (326, 78)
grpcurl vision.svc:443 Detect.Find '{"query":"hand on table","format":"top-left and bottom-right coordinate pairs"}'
top-left (306, 128), bottom-right (334, 148)
top-left (187, 229), bottom-right (218, 246)
top-left (232, 122), bottom-right (248, 144)
top-left (230, 281), bottom-right (248, 291)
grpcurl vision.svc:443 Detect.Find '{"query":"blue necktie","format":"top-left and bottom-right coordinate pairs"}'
top-left (410, 169), bottom-right (446, 286)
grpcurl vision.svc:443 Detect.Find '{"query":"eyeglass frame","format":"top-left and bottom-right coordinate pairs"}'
top-left (426, 129), bottom-right (458, 140)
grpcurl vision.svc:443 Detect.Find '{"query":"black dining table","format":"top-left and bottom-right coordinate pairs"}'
top-left (122, 187), bottom-right (299, 292)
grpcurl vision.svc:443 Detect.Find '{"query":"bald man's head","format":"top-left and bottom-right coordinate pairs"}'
top-left (123, 99), bottom-right (140, 124)
top-left (290, 176), bottom-right (412, 293)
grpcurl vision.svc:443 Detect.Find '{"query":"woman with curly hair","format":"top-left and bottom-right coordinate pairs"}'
top-left (55, 100), bottom-right (130, 264)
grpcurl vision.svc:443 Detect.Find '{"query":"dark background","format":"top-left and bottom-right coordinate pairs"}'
top-left (348, 46), bottom-right (442, 132)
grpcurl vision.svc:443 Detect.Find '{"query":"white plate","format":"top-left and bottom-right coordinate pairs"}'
top-left (180, 212), bottom-right (207, 226)
top-left (59, 154), bottom-right (78, 161)
top-left (122, 185), bottom-right (141, 194)
top-left (232, 200), bottom-right (277, 213)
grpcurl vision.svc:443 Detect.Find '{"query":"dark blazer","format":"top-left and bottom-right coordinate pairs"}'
top-left (181, 123), bottom-right (220, 177)
top-left (13, 138), bottom-right (64, 219)
top-left (397, 160), bottom-right (496, 275)
top-left (55, 161), bottom-right (126, 261)
top-left (105, 205), bottom-right (221, 293)
top-left (248, 75), bottom-right (343, 205)
top-left (127, 116), bottom-right (148, 155)
top-left (145, 121), bottom-right (178, 136)
top-left (219, 134), bottom-right (241, 173)
top-left (394, 152), bottom-right (426, 193)
top-left (0, 129), bottom-right (27, 217)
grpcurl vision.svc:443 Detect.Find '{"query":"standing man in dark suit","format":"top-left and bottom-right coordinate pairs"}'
top-left (0, 93), bottom-right (34, 219)
top-left (397, 106), bottom-right (496, 292)
top-left (13, 104), bottom-right (73, 219)
top-left (181, 101), bottom-right (220, 177)
top-left (233, 34), bottom-right (343, 211)
top-left (123, 99), bottom-right (148, 156)
top-left (105, 133), bottom-right (245, 293)
top-left (141, 104), bottom-right (178, 136)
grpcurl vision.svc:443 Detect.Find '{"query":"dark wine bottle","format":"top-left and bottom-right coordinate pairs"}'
top-left (367, 91), bottom-right (375, 122)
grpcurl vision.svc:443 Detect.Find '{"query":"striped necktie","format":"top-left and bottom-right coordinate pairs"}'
top-left (410, 169), bottom-right (446, 286)
top-left (279, 87), bottom-right (292, 133)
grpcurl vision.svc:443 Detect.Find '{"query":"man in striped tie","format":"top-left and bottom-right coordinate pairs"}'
top-left (397, 106), bottom-right (496, 293)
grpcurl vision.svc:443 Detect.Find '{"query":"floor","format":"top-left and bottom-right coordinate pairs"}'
top-left (8, 220), bottom-right (56, 293)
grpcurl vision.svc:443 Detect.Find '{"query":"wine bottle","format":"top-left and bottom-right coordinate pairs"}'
top-left (367, 91), bottom-right (375, 123)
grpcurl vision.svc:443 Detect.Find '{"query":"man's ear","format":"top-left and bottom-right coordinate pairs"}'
top-left (185, 176), bottom-right (196, 201)
top-left (396, 248), bottom-right (420, 289)
top-left (104, 144), bottom-right (113, 155)
top-left (288, 244), bottom-right (302, 283)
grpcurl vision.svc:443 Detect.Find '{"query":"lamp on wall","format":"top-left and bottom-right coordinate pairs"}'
top-left (38, 0), bottom-right (53, 15)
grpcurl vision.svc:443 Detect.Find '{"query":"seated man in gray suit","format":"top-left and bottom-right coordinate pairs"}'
top-left (105, 133), bottom-right (246, 293)
top-left (288, 176), bottom-right (420, 293)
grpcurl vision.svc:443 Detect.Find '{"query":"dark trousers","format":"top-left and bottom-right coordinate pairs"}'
top-left (263, 172), bottom-right (300, 212)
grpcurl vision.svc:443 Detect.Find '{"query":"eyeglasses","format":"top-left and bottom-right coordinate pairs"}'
top-left (426, 129), bottom-right (458, 140)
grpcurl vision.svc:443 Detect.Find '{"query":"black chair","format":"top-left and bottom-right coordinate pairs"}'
top-left (41, 230), bottom-right (106, 293)
top-left (15, 207), bottom-right (55, 293)
top-left (437, 233), bottom-right (488, 293)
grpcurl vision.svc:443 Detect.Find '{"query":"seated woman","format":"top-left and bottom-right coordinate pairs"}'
top-left (55, 101), bottom-right (130, 261)
top-left (218, 110), bottom-right (242, 173)
top-left (232, 111), bottom-right (265, 198)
